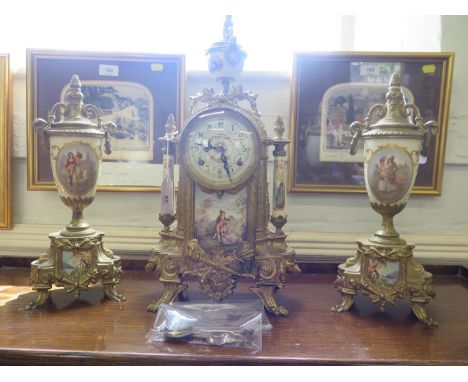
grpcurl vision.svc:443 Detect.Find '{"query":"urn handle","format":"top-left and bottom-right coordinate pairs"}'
top-left (103, 122), bottom-right (115, 155)
top-left (32, 118), bottom-right (50, 152)
top-left (404, 103), bottom-right (438, 157)
top-left (349, 121), bottom-right (363, 156)
top-left (349, 104), bottom-right (386, 156)
top-left (33, 102), bottom-right (66, 153)
top-left (421, 120), bottom-right (438, 157)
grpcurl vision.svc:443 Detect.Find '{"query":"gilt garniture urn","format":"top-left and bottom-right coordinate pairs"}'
top-left (332, 73), bottom-right (438, 327)
top-left (27, 75), bottom-right (125, 309)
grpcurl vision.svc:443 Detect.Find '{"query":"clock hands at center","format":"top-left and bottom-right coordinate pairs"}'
top-left (220, 152), bottom-right (232, 182)
top-left (194, 139), bottom-right (222, 153)
top-left (196, 139), bottom-right (232, 182)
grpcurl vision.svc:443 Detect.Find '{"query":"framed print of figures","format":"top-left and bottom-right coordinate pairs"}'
top-left (0, 54), bottom-right (12, 228)
top-left (288, 52), bottom-right (454, 195)
top-left (27, 49), bottom-right (184, 191)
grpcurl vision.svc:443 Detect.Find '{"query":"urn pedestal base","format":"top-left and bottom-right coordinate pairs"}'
top-left (145, 232), bottom-right (299, 316)
top-left (332, 238), bottom-right (437, 327)
top-left (27, 231), bottom-right (125, 309)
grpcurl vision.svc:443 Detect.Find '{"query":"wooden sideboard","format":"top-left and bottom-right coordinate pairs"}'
top-left (0, 266), bottom-right (467, 365)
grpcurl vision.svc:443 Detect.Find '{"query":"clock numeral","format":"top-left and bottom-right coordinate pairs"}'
top-left (198, 158), bottom-right (205, 166)
top-left (241, 146), bottom-right (247, 152)
top-left (237, 158), bottom-right (243, 166)
top-left (198, 132), bottom-right (204, 138)
top-left (207, 124), bottom-right (212, 131)
top-left (218, 121), bottom-right (224, 129)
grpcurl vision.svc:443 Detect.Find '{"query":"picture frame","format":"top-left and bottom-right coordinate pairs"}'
top-left (288, 52), bottom-right (454, 195)
top-left (27, 49), bottom-right (185, 191)
top-left (0, 54), bottom-right (12, 229)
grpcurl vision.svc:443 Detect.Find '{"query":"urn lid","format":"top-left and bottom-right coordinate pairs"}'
top-left (362, 73), bottom-right (425, 139)
top-left (46, 75), bottom-right (105, 136)
top-left (206, 15), bottom-right (247, 79)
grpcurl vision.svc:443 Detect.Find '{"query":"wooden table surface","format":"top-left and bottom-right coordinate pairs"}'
top-left (0, 266), bottom-right (467, 365)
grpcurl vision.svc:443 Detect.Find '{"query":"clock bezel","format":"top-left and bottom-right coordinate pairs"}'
top-left (180, 106), bottom-right (261, 191)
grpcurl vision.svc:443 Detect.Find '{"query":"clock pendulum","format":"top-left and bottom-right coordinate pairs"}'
top-left (146, 16), bottom-right (300, 315)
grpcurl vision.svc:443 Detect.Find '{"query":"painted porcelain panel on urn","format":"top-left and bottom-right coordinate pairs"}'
top-left (50, 135), bottom-right (102, 199)
top-left (364, 137), bottom-right (421, 206)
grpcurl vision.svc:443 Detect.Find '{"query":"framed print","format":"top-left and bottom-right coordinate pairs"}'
top-left (27, 49), bottom-right (185, 191)
top-left (0, 54), bottom-right (12, 228)
top-left (289, 52), bottom-right (454, 195)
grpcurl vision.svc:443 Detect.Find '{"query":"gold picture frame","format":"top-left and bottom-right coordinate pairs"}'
top-left (0, 54), bottom-right (12, 229)
top-left (27, 49), bottom-right (185, 192)
top-left (288, 52), bottom-right (454, 195)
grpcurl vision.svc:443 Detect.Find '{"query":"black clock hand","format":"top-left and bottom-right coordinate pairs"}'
top-left (193, 139), bottom-right (216, 152)
top-left (205, 139), bottom-right (215, 152)
top-left (220, 152), bottom-right (232, 182)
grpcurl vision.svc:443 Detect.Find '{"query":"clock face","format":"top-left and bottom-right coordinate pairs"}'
top-left (181, 109), bottom-right (260, 190)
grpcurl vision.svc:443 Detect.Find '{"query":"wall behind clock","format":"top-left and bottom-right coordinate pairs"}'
top-left (2, 16), bottom-right (468, 264)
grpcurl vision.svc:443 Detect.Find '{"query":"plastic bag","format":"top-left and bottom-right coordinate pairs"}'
top-left (146, 300), bottom-right (271, 350)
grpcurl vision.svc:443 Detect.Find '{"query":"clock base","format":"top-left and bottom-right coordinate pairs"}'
top-left (145, 233), bottom-right (300, 315)
top-left (331, 238), bottom-right (437, 327)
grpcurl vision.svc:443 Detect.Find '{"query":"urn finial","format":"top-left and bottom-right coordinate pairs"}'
top-left (63, 74), bottom-right (85, 120)
top-left (164, 113), bottom-right (177, 139)
top-left (383, 72), bottom-right (407, 123)
top-left (389, 72), bottom-right (402, 87)
top-left (274, 115), bottom-right (285, 139)
top-left (223, 15), bottom-right (234, 42)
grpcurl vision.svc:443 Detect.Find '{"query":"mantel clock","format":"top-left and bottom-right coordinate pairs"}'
top-left (146, 16), bottom-right (299, 315)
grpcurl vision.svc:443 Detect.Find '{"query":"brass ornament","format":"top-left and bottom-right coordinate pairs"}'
top-left (147, 17), bottom-right (299, 316)
top-left (159, 213), bottom-right (177, 232)
top-left (27, 232), bottom-right (125, 309)
top-left (333, 239), bottom-right (436, 327)
top-left (333, 73), bottom-right (438, 327)
top-left (270, 215), bottom-right (288, 233)
top-left (269, 115), bottom-right (289, 233)
top-left (28, 75), bottom-right (124, 308)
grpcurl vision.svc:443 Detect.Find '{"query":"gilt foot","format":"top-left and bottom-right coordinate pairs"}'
top-left (331, 293), bottom-right (355, 312)
top-left (104, 284), bottom-right (126, 302)
top-left (147, 281), bottom-right (187, 313)
top-left (250, 285), bottom-right (288, 316)
top-left (411, 301), bottom-right (438, 327)
top-left (25, 288), bottom-right (50, 310)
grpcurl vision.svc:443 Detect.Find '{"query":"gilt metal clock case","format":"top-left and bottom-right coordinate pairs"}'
top-left (180, 106), bottom-right (261, 191)
top-left (146, 16), bottom-right (298, 316)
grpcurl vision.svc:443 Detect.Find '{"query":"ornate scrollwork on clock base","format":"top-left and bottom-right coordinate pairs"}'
top-left (27, 231), bottom-right (125, 309)
top-left (331, 238), bottom-right (437, 327)
top-left (146, 232), bottom-right (299, 315)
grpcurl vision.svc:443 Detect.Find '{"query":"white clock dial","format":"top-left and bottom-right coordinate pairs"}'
top-left (181, 109), bottom-right (260, 189)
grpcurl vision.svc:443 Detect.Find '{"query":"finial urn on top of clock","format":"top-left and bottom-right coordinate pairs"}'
top-left (206, 15), bottom-right (247, 93)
